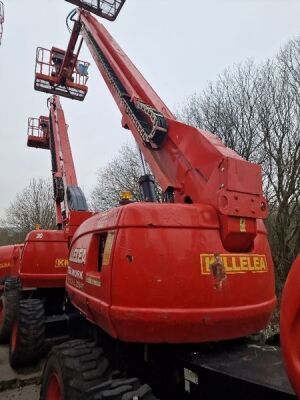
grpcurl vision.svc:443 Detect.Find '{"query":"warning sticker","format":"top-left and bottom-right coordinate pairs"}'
top-left (0, 262), bottom-right (10, 269)
top-left (102, 231), bottom-right (115, 266)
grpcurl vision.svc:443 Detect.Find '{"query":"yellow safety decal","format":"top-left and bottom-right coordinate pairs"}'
top-left (240, 218), bottom-right (246, 232)
top-left (200, 254), bottom-right (268, 274)
top-left (0, 262), bottom-right (10, 269)
top-left (86, 276), bottom-right (101, 287)
top-left (102, 231), bottom-right (115, 266)
top-left (55, 259), bottom-right (68, 268)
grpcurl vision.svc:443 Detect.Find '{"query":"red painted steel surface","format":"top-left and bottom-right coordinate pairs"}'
top-left (48, 96), bottom-right (78, 187)
top-left (66, 203), bottom-right (275, 343)
top-left (0, 244), bottom-right (22, 282)
top-left (19, 230), bottom-right (68, 288)
top-left (27, 116), bottom-right (50, 149)
top-left (280, 255), bottom-right (300, 397)
top-left (0, 212), bottom-right (93, 289)
top-left (46, 372), bottom-right (62, 400)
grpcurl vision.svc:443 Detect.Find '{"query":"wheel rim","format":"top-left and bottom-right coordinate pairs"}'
top-left (11, 321), bottom-right (18, 352)
top-left (46, 372), bottom-right (62, 400)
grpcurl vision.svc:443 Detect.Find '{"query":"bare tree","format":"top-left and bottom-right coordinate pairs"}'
top-left (259, 43), bottom-right (300, 290)
top-left (177, 60), bottom-right (265, 162)
top-left (1, 178), bottom-right (56, 241)
top-left (90, 143), bottom-right (161, 211)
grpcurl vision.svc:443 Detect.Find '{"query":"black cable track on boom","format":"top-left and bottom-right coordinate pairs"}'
top-left (83, 27), bottom-right (168, 149)
top-left (48, 113), bottom-right (58, 173)
top-left (49, 113), bottom-right (64, 203)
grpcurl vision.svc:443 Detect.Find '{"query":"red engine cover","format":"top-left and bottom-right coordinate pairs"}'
top-left (19, 230), bottom-right (69, 288)
top-left (66, 202), bottom-right (276, 344)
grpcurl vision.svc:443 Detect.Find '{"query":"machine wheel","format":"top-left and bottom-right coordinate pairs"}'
top-left (0, 278), bottom-right (20, 343)
top-left (40, 339), bottom-right (158, 400)
top-left (9, 298), bottom-right (45, 369)
top-left (40, 340), bottom-right (111, 399)
top-left (87, 379), bottom-right (158, 399)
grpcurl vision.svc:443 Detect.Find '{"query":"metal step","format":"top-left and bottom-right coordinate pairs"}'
top-left (182, 341), bottom-right (295, 399)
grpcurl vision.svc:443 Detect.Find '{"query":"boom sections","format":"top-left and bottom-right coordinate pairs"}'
top-left (27, 96), bottom-right (88, 227)
top-left (80, 13), bottom-right (267, 214)
top-left (48, 96), bottom-right (78, 188)
top-left (35, 10), bottom-right (268, 250)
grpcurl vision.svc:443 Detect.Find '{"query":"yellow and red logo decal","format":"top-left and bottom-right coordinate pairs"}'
top-left (55, 258), bottom-right (68, 268)
top-left (200, 254), bottom-right (268, 274)
top-left (0, 261), bottom-right (10, 269)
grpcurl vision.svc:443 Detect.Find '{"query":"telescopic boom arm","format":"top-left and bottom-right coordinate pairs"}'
top-left (34, 10), bottom-right (268, 252)
top-left (27, 95), bottom-right (88, 228)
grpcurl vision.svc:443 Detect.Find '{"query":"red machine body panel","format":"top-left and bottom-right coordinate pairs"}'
top-left (17, 212), bottom-right (93, 288)
top-left (19, 230), bottom-right (68, 288)
top-left (0, 244), bottom-right (23, 283)
top-left (280, 255), bottom-right (300, 398)
top-left (66, 203), bottom-right (275, 343)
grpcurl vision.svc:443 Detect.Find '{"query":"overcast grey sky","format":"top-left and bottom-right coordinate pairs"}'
top-left (0, 0), bottom-right (300, 217)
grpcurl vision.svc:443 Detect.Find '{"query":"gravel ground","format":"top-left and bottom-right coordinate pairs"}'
top-left (0, 345), bottom-right (42, 400)
top-left (0, 384), bottom-right (40, 400)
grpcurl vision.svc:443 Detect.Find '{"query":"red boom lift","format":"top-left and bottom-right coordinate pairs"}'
top-left (33, 5), bottom-right (280, 399)
top-left (0, 1), bottom-right (4, 45)
top-left (35, 2), bottom-right (275, 399)
top-left (0, 95), bottom-right (92, 369)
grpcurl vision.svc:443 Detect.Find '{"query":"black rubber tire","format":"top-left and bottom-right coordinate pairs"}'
top-left (40, 340), bottom-right (111, 399)
top-left (40, 340), bottom-right (159, 400)
top-left (0, 278), bottom-right (20, 343)
top-left (9, 298), bottom-right (45, 369)
top-left (87, 378), bottom-right (159, 400)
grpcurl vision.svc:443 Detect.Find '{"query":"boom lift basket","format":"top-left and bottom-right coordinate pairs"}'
top-left (27, 116), bottom-right (50, 149)
top-left (34, 47), bottom-right (89, 101)
top-left (65, 0), bottom-right (126, 21)
top-left (0, 1), bottom-right (4, 45)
